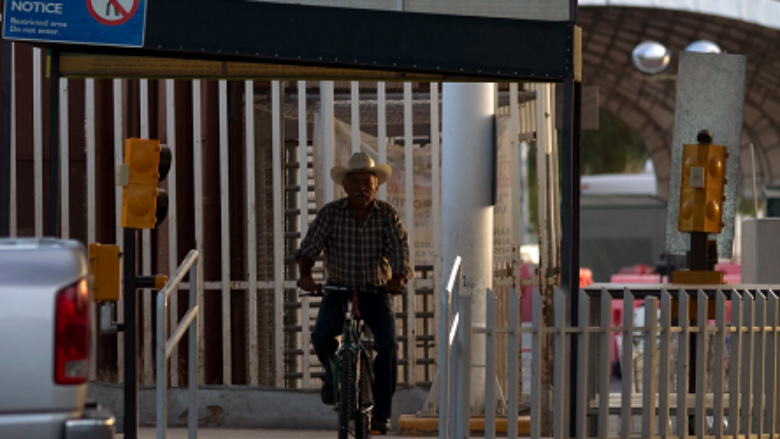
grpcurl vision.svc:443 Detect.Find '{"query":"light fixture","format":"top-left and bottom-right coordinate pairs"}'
top-left (632, 41), bottom-right (671, 74)
top-left (684, 40), bottom-right (722, 54)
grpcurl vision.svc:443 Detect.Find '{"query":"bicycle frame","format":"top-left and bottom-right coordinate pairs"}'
top-left (300, 284), bottom-right (377, 438)
top-left (334, 293), bottom-right (374, 411)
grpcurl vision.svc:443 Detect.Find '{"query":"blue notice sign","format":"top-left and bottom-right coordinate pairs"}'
top-left (3, 0), bottom-right (147, 47)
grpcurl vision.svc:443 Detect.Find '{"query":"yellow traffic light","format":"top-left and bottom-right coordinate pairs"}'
top-left (89, 243), bottom-right (120, 302)
top-left (120, 138), bottom-right (171, 229)
top-left (678, 142), bottom-right (728, 234)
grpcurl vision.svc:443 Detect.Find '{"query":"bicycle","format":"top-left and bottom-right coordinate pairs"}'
top-left (301, 284), bottom-right (380, 439)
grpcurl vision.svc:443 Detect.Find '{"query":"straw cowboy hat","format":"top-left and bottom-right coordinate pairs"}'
top-left (330, 152), bottom-right (392, 186)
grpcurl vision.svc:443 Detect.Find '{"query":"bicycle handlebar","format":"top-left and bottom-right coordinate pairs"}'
top-left (298, 284), bottom-right (403, 297)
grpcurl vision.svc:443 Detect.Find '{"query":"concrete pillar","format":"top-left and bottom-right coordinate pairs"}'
top-left (441, 82), bottom-right (494, 413)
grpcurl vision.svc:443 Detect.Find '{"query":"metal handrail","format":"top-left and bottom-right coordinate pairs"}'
top-left (156, 250), bottom-right (199, 439)
top-left (437, 256), bottom-right (520, 439)
top-left (439, 256), bottom-right (463, 439)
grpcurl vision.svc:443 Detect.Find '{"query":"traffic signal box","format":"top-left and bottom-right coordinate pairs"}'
top-left (672, 135), bottom-right (729, 317)
top-left (678, 142), bottom-right (729, 234)
top-left (89, 243), bottom-right (120, 302)
top-left (119, 139), bottom-right (171, 229)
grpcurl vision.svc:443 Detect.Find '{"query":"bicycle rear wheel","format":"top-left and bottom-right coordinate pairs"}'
top-left (338, 350), bottom-right (355, 439)
top-left (355, 352), bottom-right (372, 439)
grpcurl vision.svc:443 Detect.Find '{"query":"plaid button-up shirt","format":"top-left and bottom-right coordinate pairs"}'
top-left (296, 198), bottom-right (414, 287)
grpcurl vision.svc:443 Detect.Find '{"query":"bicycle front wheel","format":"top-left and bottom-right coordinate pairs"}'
top-left (338, 349), bottom-right (355, 439)
top-left (355, 351), bottom-right (372, 439)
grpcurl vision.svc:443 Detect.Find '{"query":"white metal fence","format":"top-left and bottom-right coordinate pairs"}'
top-left (438, 267), bottom-right (780, 439)
top-left (583, 284), bottom-right (780, 439)
top-left (5, 42), bottom-right (543, 389)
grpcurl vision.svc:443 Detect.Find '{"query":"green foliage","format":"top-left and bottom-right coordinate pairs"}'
top-left (578, 109), bottom-right (647, 175)
top-left (526, 108), bottom-right (648, 229)
top-left (737, 197), bottom-right (764, 217)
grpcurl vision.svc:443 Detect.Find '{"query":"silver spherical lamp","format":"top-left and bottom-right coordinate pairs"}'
top-left (632, 41), bottom-right (671, 74)
top-left (684, 40), bottom-right (722, 54)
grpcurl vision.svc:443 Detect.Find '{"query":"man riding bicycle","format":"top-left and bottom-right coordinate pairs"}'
top-left (296, 152), bottom-right (414, 435)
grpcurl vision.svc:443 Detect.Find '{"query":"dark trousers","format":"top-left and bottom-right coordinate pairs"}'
top-left (311, 290), bottom-right (398, 419)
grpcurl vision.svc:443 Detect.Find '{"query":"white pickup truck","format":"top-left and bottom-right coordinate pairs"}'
top-left (0, 238), bottom-right (115, 439)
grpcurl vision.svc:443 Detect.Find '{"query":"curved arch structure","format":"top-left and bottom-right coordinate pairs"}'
top-left (579, 3), bottom-right (780, 198)
top-left (581, 0), bottom-right (780, 31)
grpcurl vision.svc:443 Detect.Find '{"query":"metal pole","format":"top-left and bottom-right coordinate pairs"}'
top-left (0, 36), bottom-right (12, 237)
top-left (687, 134), bottom-right (712, 409)
top-left (189, 260), bottom-right (199, 439)
top-left (562, 78), bottom-right (581, 439)
top-left (441, 82), bottom-right (495, 414)
top-left (124, 228), bottom-right (138, 439)
top-left (47, 48), bottom-right (60, 237)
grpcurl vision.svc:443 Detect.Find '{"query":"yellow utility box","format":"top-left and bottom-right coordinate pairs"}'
top-left (89, 243), bottom-right (120, 302)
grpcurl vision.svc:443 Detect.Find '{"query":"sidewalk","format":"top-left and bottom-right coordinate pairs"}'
top-left (135, 428), bottom-right (340, 438)
top-left (133, 426), bottom-right (494, 438)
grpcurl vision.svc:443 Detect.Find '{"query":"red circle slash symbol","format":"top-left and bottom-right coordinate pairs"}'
top-left (87, 0), bottom-right (139, 26)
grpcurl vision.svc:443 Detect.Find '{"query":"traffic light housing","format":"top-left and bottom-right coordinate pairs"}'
top-left (119, 139), bottom-right (171, 229)
top-left (678, 141), bottom-right (728, 234)
top-left (89, 243), bottom-right (120, 302)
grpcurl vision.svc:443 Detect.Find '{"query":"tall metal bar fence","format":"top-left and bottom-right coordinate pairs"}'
top-left (1, 42), bottom-right (541, 389)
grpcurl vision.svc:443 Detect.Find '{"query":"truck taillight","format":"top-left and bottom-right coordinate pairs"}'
top-left (54, 279), bottom-right (90, 385)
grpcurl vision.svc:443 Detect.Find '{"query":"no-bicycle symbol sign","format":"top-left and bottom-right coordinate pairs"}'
top-left (3, 0), bottom-right (147, 47)
top-left (88, 0), bottom-right (139, 26)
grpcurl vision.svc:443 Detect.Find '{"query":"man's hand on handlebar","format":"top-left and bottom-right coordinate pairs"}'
top-left (386, 277), bottom-right (405, 295)
top-left (297, 275), bottom-right (317, 293)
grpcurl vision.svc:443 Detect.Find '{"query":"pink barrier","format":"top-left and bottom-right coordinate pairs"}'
top-left (520, 264), bottom-right (533, 323)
